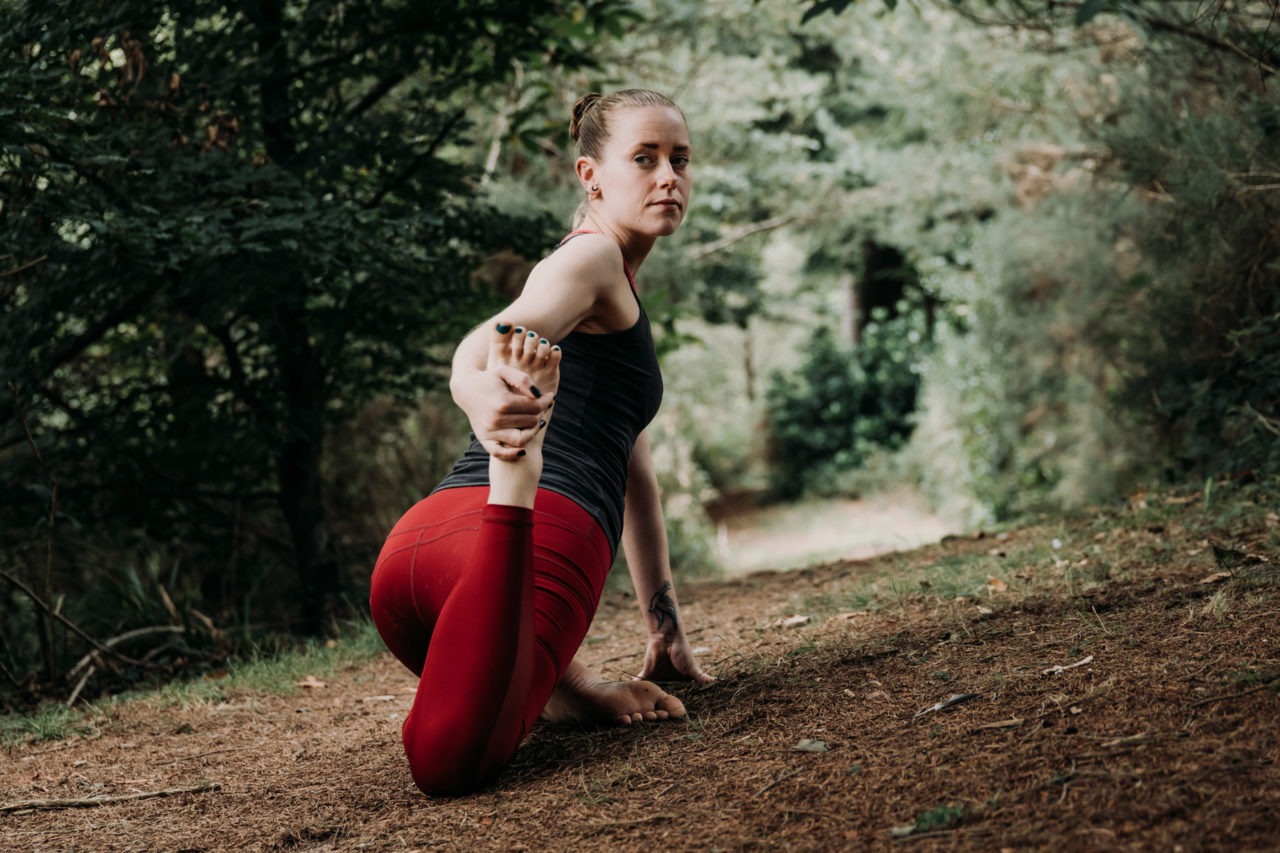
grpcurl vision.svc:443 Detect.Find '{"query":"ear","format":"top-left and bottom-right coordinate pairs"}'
top-left (575, 156), bottom-right (596, 191)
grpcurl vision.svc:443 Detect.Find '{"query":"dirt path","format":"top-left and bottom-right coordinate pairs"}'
top-left (715, 491), bottom-right (958, 575)
top-left (2, 491), bottom-right (1278, 851)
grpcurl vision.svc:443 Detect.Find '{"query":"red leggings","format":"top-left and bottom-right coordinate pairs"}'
top-left (369, 486), bottom-right (613, 795)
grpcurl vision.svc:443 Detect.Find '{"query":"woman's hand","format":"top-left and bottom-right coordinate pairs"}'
top-left (452, 362), bottom-right (553, 461)
top-left (639, 629), bottom-right (715, 686)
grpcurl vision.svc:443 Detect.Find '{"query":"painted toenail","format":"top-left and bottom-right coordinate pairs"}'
top-left (514, 326), bottom-right (524, 334)
top-left (496, 322), bottom-right (511, 333)
top-left (527, 331), bottom-right (537, 338)
top-left (540, 338), bottom-right (548, 345)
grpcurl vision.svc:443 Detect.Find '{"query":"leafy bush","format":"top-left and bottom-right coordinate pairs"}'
top-left (765, 303), bottom-right (929, 499)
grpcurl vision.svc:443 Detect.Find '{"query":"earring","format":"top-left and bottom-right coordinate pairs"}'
top-left (589, 184), bottom-right (598, 194)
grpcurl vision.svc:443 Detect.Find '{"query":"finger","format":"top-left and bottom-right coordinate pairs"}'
top-left (490, 365), bottom-right (544, 402)
top-left (483, 441), bottom-right (526, 462)
top-left (484, 427), bottom-right (539, 449)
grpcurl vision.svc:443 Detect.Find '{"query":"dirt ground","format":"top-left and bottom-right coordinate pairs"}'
top-left (2, 489), bottom-right (1279, 852)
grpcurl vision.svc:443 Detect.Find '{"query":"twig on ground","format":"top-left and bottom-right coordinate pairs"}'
top-left (68, 626), bottom-right (186, 677)
top-left (0, 781), bottom-right (220, 813)
top-left (1189, 673), bottom-right (1280, 708)
top-left (65, 664), bottom-right (95, 708)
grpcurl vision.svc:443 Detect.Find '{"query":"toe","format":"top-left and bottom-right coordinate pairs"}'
top-left (658, 694), bottom-right (687, 719)
top-left (488, 321), bottom-right (514, 367)
top-left (518, 329), bottom-right (539, 366)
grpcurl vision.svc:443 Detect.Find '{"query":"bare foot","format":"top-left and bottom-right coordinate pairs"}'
top-left (541, 659), bottom-right (687, 726)
top-left (486, 324), bottom-right (561, 508)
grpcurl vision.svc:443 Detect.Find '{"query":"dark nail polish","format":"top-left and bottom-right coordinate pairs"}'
top-left (552, 345), bottom-right (560, 352)
top-left (540, 338), bottom-right (548, 346)
top-left (517, 450), bottom-right (527, 458)
top-left (496, 322), bottom-right (511, 334)
top-left (539, 419), bottom-right (547, 429)
top-left (514, 326), bottom-right (524, 335)
top-left (530, 385), bottom-right (542, 398)
top-left (527, 330), bottom-right (537, 338)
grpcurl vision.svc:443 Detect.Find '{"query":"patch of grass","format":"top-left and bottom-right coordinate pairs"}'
top-left (0, 705), bottom-right (85, 748)
top-left (1, 620), bottom-right (387, 743)
top-left (914, 803), bottom-right (965, 832)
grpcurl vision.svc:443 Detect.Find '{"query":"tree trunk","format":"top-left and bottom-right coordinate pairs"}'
top-left (254, 0), bottom-right (337, 634)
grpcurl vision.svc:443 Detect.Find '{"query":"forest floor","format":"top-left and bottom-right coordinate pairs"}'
top-left (2, 483), bottom-right (1279, 852)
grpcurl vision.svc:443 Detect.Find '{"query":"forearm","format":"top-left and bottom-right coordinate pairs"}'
top-left (622, 434), bottom-right (682, 637)
top-left (448, 324), bottom-right (490, 412)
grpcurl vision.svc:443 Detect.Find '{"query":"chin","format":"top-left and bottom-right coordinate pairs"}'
top-left (652, 216), bottom-right (685, 237)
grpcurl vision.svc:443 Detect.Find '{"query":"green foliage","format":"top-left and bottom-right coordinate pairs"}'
top-left (766, 303), bottom-right (928, 499)
top-left (0, 0), bottom-right (628, 698)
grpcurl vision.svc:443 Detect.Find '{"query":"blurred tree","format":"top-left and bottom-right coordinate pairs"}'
top-left (0, 0), bottom-right (631, 664)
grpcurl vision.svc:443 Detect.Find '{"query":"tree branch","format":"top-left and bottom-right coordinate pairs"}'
top-left (1142, 12), bottom-right (1278, 76)
top-left (688, 214), bottom-right (799, 261)
top-left (365, 108), bottom-right (468, 210)
top-left (0, 255), bottom-right (48, 278)
top-left (0, 782), bottom-right (220, 813)
top-left (0, 568), bottom-right (147, 669)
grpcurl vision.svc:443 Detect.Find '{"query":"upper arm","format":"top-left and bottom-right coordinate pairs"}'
top-left (495, 235), bottom-right (627, 344)
top-left (626, 431), bottom-right (659, 502)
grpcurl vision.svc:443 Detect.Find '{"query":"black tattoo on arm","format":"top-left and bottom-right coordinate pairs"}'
top-left (648, 581), bottom-right (678, 633)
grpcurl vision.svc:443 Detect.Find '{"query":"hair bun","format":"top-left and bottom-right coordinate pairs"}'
top-left (569, 93), bottom-right (603, 142)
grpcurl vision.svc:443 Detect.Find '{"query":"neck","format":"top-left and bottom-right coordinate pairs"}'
top-left (579, 216), bottom-right (656, 274)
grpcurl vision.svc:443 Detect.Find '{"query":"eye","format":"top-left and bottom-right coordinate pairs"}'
top-left (673, 155), bottom-right (690, 168)
top-left (634, 154), bottom-right (653, 165)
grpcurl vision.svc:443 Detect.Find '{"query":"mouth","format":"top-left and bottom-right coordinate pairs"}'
top-left (652, 199), bottom-right (682, 210)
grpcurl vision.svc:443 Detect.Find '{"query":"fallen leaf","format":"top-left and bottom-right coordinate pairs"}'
top-left (361, 695), bottom-right (396, 702)
top-left (295, 675), bottom-right (327, 689)
top-left (1198, 571), bottom-right (1232, 585)
top-left (775, 614), bottom-right (811, 628)
top-left (793, 738), bottom-right (830, 753)
top-left (985, 576), bottom-right (1008, 594)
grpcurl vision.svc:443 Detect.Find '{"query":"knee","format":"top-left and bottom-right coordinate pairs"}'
top-left (402, 721), bottom-right (492, 796)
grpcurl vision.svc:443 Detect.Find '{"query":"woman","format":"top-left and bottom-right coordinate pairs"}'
top-left (370, 89), bottom-right (714, 796)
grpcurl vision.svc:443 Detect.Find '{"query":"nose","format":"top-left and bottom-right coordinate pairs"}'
top-left (657, 159), bottom-right (678, 188)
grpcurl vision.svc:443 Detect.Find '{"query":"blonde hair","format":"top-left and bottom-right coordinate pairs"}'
top-left (570, 89), bottom-right (685, 159)
top-left (569, 89), bottom-right (686, 226)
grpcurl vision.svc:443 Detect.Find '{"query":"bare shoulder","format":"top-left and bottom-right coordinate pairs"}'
top-left (527, 232), bottom-right (624, 292)
top-left (514, 233), bottom-right (633, 336)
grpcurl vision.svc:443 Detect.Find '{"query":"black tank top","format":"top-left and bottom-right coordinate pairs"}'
top-left (433, 233), bottom-right (664, 555)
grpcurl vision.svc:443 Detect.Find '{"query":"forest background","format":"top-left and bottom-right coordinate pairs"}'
top-left (1, 0), bottom-right (1277, 710)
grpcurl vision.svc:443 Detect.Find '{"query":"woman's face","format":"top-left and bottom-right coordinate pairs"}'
top-left (584, 106), bottom-right (692, 238)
